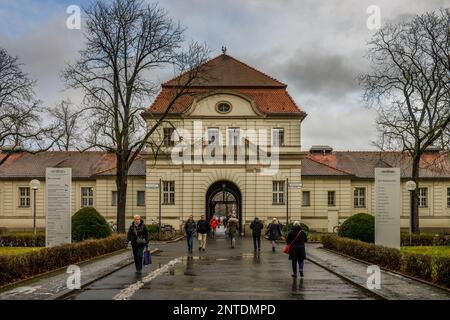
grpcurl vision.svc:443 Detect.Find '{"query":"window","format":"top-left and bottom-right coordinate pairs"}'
top-left (354, 187), bottom-right (366, 208)
top-left (227, 127), bottom-right (241, 146)
top-left (302, 191), bottom-right (311, 207)
top-left (207, 128), bottom-right (219, 144)
top-left (163, 181), bottom-right (175, 204)
top-left (272, 128), bottom-right (285, 146)
top-left (137, 191), bottom-right (145, 207)
top-left (447, 188), bottom-right (450, 208)
top-left (111, 191), bottom-right (118, 206)
top-left (328, 191), bottom-right (336, 207)
top-left (216, 102), bottom-right (231, 114)
top-left (18, 187), bottom-right (30, 208)
top-left (419, 187), bottom-right (428, 208)
top-left (272, 181), bottom-right (285, 204)
top-left (163, 127), bottom-right (175, 147)
top-left (81, 187), bottom-right (94, 207)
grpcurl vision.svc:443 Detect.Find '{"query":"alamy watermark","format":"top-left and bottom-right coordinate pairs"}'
top-left (169, 121), bottom-right (280, 175)
top-left (66, 265), bottom-right (81, 290)
top-left (66, 5), bottom-right (81, 30)
top-left (366, 5), bottom-right (381, 30)
top-left (366, 265), bottom-right (381, 290)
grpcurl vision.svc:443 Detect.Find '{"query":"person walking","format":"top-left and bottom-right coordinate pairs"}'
top-left (197, 215), bottom-right (210, 251)
top-left (209, 216), bottom-right (218, 239)
top-left (267, 218), bottom-right (282, 252)
top-left (184, 215), bottom-right (196, 253)
top-left (250, 217), bottom-right (264, 252)
top-left (126, 215), bottom-right (149, 275)
top-left (286, 221), bottom-right (308, 278)
top-left (227, 214), bottom-right (239, 248)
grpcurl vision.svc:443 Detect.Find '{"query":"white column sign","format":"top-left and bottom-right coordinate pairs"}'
top-left (45, 168), bottom-right (72, 247)
top-left (375, 168), bottom-right (401, 249)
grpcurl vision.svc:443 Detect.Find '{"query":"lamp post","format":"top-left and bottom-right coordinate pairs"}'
top-left (30, 179), bottom-right (41, 236)
top-left (406, 180), bottom-right (417, 246)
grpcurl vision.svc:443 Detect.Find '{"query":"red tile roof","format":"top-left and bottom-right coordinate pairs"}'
top-left (147, 54), bottom-right (305, 116)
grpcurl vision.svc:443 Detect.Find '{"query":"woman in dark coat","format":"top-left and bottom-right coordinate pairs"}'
top-left (126, 215), bottom-right (149, 275)
top-left (267, 218), bottom-right (282, 252)
top-left (286, 221), bottom-right (308, 278)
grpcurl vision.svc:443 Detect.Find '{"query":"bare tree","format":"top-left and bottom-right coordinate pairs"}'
top-left (46, 100), bottom-right (84, 151)
top-left (63, 0), bottom-right (210, 233)
top-left (360, 9), bottom-right (450, 233)
top-left (0, 48), bottom-right (49, 151)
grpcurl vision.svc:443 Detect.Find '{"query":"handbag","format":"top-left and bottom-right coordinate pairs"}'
top-left (283, 230), bottom-right (302, 254)
top-left (143, 248), bottom-right (152, 265)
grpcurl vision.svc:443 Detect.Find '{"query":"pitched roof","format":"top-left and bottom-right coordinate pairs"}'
top-left (0, 151), bottom-right (146, 179)
top-left (304, 151), bottom-right (450, 179)
top-left (147, 54), bottom-right (305, 116)
top-left (164, 54), bottom-right (286, 88)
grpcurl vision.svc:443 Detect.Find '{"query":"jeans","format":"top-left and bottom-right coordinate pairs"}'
top-left (291, 258), bottom-right (305, 274)
top-left (132, 244), bottom-right (146, 271)
top-left (252, 236), bottom-right (261, 251)
top-left (198, 233), bottom-right (207, 249)
top-left (186, 233), bottom-right (194, 252)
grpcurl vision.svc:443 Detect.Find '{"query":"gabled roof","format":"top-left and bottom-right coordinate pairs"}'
top-left (147, 54), bottom-right (305, 116)
top-left (164, 54), bottom-right (286, 88)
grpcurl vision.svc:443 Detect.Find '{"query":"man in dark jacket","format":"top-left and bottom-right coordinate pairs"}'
top-left (184, 215), bottom-right (196, 253)
top-left (286, 221), bottom-right (308, 278)
top-left (196, 215), bottom-right (210, 251)
top-left (267, 218), bottom-right (282, 252)
top-left (126, 215), bottom-right (149, 274)
top-left (250, 217), bottom-right (264, 252)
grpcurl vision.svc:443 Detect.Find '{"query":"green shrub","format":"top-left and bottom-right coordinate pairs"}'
top-left (0, 234), bottom-right (126, 286)
top-left (401, 232), bottom-right (450, 246)
top-left (0, 233), bottom-right (45, 247)
top-left (147, 224), bottom-right (159, 234)
top-left (281, 222), bottom-right (310, 237)
top-left (72, 207), bottom-right (112, 242)
top-left (321, 234), bottom-right (450, 288)
top-left (338, 213), bottom-right (374, 243)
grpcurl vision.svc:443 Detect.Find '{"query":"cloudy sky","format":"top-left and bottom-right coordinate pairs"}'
top-left (0, 0), bottom-right (447, 150)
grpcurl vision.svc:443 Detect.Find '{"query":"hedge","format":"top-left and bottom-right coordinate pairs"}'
top-left (0, 233), bottom-right (45, 247)
top-left (322, 234), bottom-right (450, 288)
top-left (401, 232), bottom-right (450, 246)
top-left (0, 234), bottom-right (126, 286)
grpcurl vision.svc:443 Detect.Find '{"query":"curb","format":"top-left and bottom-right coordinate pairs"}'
top-left (53, 248), bottom-right (160, 300)
top-left (148, 235), bottom-right (184, 244)
top-left (0, 248), bottom-right (129, 294)
top-left (305, 255), bottom-right (388, 300)
top-left (320, 247), bottom-right (450, 295)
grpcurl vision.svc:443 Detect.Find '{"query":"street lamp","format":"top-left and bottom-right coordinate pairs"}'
top-left (406, 180), bottom-right (417, 245)
top-left (30, 179), bottom-right (41, 236)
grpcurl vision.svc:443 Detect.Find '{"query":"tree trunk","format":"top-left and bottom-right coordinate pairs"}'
top-left (116, 154), bottom-right (128, 234)
top-left (411, 155), bottom-right (420, 234)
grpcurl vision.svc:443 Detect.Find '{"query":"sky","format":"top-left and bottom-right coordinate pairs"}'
top-left (0, 0), bottom-right (447, 151)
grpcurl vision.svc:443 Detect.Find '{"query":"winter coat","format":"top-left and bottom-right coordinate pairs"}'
top-left (286, 226), bottom-right (308, 260)
top-left (227, 217), bottom-right (239, 237)
top-left (267, 223), bottom-right (282, 241)
top-left (185, 220), bottom-right (197, 235)
top-left (127, 220), bottom-right (149, 246)
top-left (250, 219), bottom-right (264, 237)
top-left (197, 219), bottom-right (211, 234)
top-left (210, 218), bottom-right (218, 230)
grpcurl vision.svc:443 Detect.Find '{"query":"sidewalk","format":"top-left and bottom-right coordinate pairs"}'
top-left (306, 243), bottom-right (450, 300)
top-left (0, 248), bottom-right (147, 300)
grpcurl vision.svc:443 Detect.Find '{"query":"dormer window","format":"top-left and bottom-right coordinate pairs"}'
top-left (216, 102), bottom-right (232, 114)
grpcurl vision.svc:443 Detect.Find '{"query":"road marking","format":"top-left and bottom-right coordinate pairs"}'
top-left (113, 257), bottom-right (181, 300)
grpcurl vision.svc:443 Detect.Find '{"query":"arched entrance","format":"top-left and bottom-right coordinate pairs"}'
top-left (205, 180), bottom-right (242, 232)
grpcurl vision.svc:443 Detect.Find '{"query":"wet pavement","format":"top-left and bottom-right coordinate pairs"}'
top-left (66, 237), bottom-right (375, 300)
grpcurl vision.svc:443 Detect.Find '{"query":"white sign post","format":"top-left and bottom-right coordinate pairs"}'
top-left (45, 168), bottom-right (72, 247)
top-left (374, 168), bottom-right (401, 249)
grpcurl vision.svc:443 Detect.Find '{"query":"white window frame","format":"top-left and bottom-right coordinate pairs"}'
top-left (272, 181), bottom-right (285, 204)
top-left (111, 191), bottom-right (118, 207)
top-left (18, 187), bottom-right (31, 208)
top-left (81, 187), bottom-right (94, 207)
top-left (418, 187), bottom-right (428, 208)
top-left (354, 187), bottom-right (366, 208)
top-left (328, 191), bottom-right (336, 207)
top-left (137, 190), bottom-right (145, 207)
top-left (302, 191), bottom-right (311, 207)
top-left (272, 128), bottom-right (285, 146)
top-left (227, 127), bottom-right (241, 146)
top-left (163, 127), bottom-right (175, 147)
top-left (163, 181), bottom-right (175, 205)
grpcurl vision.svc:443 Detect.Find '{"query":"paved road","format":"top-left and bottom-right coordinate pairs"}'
top-left (65, 237), bottom-right (375, 300)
